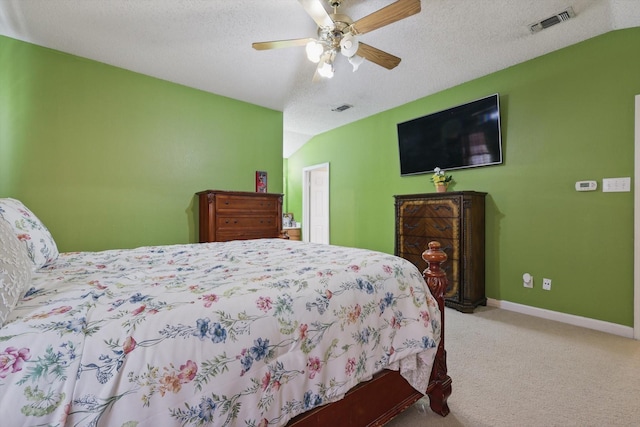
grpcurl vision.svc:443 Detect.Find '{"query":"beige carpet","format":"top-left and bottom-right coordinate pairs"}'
top-left (386, 306), bottom-right (640, 427)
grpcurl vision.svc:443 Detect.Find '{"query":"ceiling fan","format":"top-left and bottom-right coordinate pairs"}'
top-left (252, 0), bottom-right (421, 79)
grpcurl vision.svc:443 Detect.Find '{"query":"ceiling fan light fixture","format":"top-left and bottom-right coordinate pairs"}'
top-left (253, 0), bottom-right (422, 80)
top-left (348, 54), bottom-right (364, 72)
top-left (339, 32), bottom-right (359, 57)
top-left (306, 40), bottom-right (324, 63)
top-left (317, 49), bottom-right (336, 78)
top-left (317, 60), bottom-right (334, 78)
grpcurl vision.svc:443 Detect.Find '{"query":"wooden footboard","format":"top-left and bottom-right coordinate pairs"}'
top-left (287, 241), bottom-right (451, 426)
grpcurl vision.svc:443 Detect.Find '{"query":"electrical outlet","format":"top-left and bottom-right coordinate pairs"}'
top-left (542, 278), bottom-right (552, 291)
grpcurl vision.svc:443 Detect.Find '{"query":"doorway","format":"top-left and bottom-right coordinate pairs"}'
top-left (302, 163), bottom-right (329, 244)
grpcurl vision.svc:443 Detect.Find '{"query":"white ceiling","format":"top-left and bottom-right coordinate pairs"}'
top-left (1, 0), bottom-right (639, 157)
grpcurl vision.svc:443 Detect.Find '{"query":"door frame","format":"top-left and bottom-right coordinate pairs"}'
top-left (302, 162), bottom-right (330, 243)
top-left (634, 95), bottom-right (639, 339)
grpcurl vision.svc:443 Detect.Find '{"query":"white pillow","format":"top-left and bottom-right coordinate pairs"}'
top-left (0, 218), bottom-right (33, 326)
top-left (0, 198), bottom-right (59, 269)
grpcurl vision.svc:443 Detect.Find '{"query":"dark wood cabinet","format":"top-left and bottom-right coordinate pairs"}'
top-left (394, 191), bottom-right (486, 313)
top-left (197, 190), bottom-right (283, 242)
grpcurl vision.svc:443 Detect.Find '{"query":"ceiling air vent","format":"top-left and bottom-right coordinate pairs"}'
top-left (331, 104), bottom-right (353, 112)
top-left (529, 6), bottom-right (576, 34)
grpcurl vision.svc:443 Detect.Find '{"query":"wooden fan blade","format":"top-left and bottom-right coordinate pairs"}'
top-left (312, 67), bottom-right (322, 83)
top-left (252, 38), bottom-right (315, 50)
top-left (350, 0), bottom-right (421, 35)
top-left (298, 0), bottom-right (334, 29)
top-left (356, 43), bottom-right (401, 70)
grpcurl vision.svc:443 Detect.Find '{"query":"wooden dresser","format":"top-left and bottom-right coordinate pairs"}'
top-left (394, 191), bottom-right (487, 313)
top-left (197, 190), bottom-right (283, 242)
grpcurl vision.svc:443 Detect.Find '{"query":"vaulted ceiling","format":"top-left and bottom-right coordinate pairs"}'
top-left (2, 0), bottom-right (639, 156)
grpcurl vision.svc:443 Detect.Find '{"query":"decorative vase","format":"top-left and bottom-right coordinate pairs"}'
top-left (436, 183), bottom-right (447, 193)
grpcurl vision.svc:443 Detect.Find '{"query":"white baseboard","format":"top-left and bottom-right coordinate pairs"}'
top-left (486, 298), bottom-right (635, 339)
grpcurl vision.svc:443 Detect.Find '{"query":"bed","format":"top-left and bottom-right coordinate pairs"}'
top-left (0, 198), bottom-right (451, 426)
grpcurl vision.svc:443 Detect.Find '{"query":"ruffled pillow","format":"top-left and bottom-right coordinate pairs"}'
top-left (0, 218), bottom-right (32, 326)
top-left (0, 198), bottom-right (59, 269)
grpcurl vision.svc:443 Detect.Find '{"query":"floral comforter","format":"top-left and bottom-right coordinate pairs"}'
top-left (0, 239), bottom-right (441, 426)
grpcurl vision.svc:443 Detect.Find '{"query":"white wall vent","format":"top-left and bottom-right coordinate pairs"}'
top-left (529, 6), bottom-right (576, 34)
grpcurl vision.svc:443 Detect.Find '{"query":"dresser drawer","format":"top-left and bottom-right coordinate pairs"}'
top-left (215, 194), bottom-right (280, 213)
top-left (398, 200), bottom-right (458, 218)
top-left (216, 215), bottom-right (278, 231)
top-left (399, 236), bottom-right (457, 259)
top-left (400, 217), bottom-right (457, 238)
top-left (215, 230), bottom-right (279, 242)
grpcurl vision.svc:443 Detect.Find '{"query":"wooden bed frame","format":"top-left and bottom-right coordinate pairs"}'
top-left (288, 241), bottom-right (452, 426)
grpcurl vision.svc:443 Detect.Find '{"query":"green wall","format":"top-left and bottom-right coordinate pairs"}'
top-left (0, 36), bottom-right (283, 252)
top-left (287, 28), bottom-right (640, 327)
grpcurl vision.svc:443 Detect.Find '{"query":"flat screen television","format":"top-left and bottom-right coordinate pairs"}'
top-left (397, 94), bottom-right (503, 176)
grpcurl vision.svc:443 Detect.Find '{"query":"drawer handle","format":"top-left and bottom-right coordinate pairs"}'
top-left (408, 243), bottom-right (452, 252)
top-left (434, 205), bottom-right (452, 212)
top-left (404, 223), bottom-right (419, 230)
top-left (405, 206), bottom-right (421, 214)
top-left (434, 224), bottom-right (452, 232)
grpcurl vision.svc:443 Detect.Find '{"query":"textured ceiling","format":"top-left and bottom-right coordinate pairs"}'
top-left (1, 0), bottom-right (639, 157)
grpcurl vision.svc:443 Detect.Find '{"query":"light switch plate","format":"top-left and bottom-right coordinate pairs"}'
top-left (602, 177), bottom-right (631, 192)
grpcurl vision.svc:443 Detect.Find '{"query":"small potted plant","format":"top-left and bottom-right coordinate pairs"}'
top-left (430, 167), bottom-right (453, 192)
